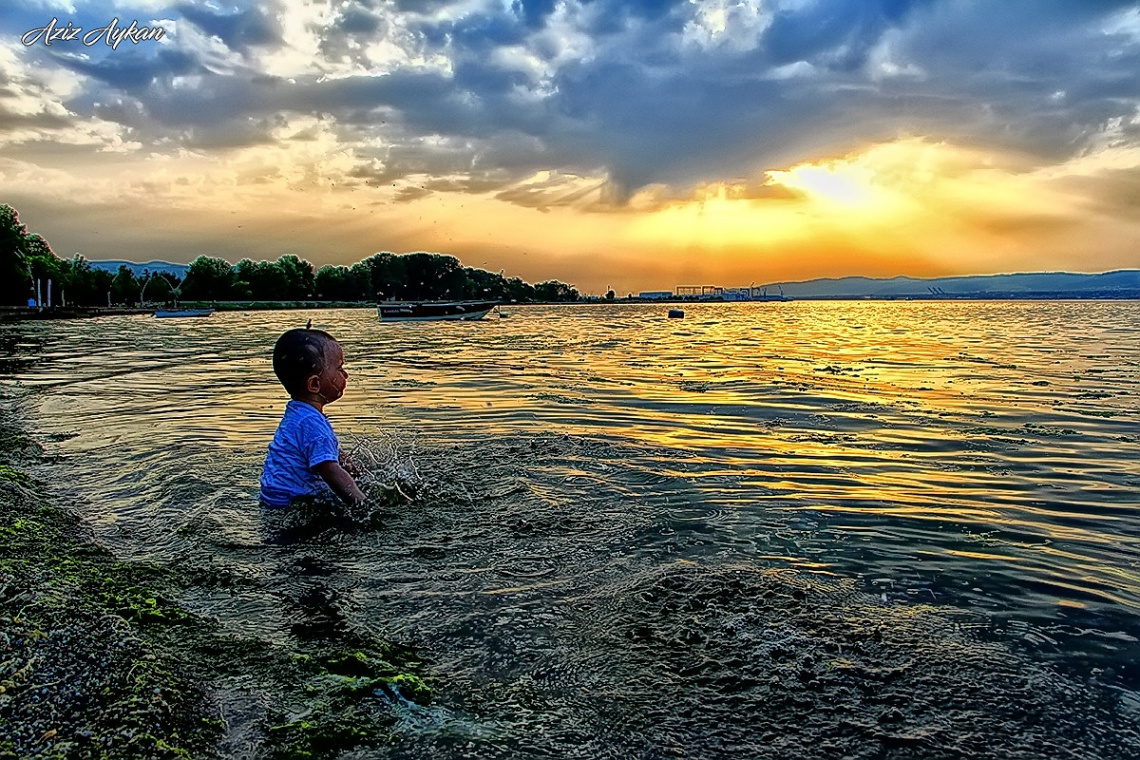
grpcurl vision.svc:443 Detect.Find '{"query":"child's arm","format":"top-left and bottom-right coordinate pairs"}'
top-left (339, 450), bottom-right (362, 478)
top-left (314, 460), bottom-right (366, 506)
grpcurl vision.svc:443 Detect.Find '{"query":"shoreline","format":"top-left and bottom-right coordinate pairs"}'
top-left (0, 405), bottom-right (431, 759)
top-left (4, 293), bottom-right (1140, 322)
top-left (0, 306), bottom-right (152, 322)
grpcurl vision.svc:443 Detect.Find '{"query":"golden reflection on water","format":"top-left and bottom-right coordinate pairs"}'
top-left (3, 300), bottom-right (1139, 616)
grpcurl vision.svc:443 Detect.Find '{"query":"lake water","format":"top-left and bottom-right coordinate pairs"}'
top-left (3, 301), bottom-right (1140, 758)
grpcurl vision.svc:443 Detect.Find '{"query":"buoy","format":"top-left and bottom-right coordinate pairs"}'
top-left (668, 308), bottom-right (685, 319)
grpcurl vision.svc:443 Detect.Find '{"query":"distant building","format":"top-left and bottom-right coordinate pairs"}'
top-left (638, 290), bottom-right (674, 300)
top-left (675, 286), bottom-right (702, 300)
top-left (701, 286), bottom-right (723, 299)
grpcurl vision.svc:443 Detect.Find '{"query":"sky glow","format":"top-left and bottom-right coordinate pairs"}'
top-left (1, 1), bottom-right (1138, 293)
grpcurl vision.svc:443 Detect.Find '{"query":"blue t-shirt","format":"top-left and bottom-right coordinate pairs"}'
top-left (259, 400), bottom-right (341, 508)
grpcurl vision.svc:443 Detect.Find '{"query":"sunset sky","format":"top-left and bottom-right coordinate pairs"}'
top-left (1, 1), bottom-right (1139, 294)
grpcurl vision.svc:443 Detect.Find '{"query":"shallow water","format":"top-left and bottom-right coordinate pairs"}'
top-left (3, 301), bottom-right (1140, 757)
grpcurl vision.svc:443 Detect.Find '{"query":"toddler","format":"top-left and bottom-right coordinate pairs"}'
top-left (259, 327), bottom-right (365, 508)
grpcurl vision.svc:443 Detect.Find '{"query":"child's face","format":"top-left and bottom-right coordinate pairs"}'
top-left (314, 340), bottom-right (348, 403)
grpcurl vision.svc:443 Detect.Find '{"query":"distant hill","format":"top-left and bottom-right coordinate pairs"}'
top-left (88, 260), bottom-right (189, 279)
top-left (765, 270), bottom-right (1140, 299)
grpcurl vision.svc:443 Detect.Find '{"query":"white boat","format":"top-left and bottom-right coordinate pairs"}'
top-left (378, 300), bottom-right (497, 322)
top-left (154, 308), bottom-right (214, 318)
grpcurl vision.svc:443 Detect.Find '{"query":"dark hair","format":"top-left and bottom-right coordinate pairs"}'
top-left (272, 328), bottom-right (336, 396)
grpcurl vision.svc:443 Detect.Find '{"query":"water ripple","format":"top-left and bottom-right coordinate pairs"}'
top-left (3, 301), bottom-right (1140, 756)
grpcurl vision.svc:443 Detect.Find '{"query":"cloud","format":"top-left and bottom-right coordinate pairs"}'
top-left (175, 2), bottom-right (285, 55)
top-left (54, 46), bottom-right (199, 92)
top-left (3, 0), bottom-right (1140, 266)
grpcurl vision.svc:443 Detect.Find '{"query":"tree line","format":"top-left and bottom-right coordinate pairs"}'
top-left (0, 204), bottom-right (579, 306)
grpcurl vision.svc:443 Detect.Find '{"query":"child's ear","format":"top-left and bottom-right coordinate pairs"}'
top-left (305, 373), bottom-right (322, 393)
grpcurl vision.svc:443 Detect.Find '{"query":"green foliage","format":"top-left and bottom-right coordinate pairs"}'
top-left (237, 258), bottom-right (290, 300)
top-left (1, 203), bottom-right (582, 306)
top-left (180, 255), bottom-right (237, 300)
top-left (59, 255), bottom-right (114, 306)
top-left (0, 204), bottom-right (33, 305)
top-left (365, 252), bottom-right (406, 300)
top-left (315, 264), bottom-right (371, 300)
top-left (142, 271), bottom-right (177, 303)
top-left (110, 265), bottom-right (141, 305)
top-left (277, 254), bottom-right (316, 299)
top-left (535, 279), bottom-right (580, 301)
top-left (0, 206), bottom-right (124, 306)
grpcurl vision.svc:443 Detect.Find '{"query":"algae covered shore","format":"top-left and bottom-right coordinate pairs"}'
top-left (0, 408), bottom-right (431, 759)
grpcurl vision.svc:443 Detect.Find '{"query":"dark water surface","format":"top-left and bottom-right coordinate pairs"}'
top-left (3, 301), bottom-right (1139, 758)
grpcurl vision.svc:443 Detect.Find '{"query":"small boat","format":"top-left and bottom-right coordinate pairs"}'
top-left (154, 308), bottom-right (213, 318)
top-left (378, 300), bottom-right (498, 322)
top-left (668, 308), bottom-right (685, 319)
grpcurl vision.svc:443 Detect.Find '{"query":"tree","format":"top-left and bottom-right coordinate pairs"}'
top-left (180, 256), bottom-right (236, 300)
top-left (534, 280), bottom-right (579, 302)
top-left (504, 276), bottom-right (535, 303)
top-left (236, 259), bottom-right (289, 300)
top-left (0, 204), bottom-right (32, 305)
top-left (365, 252), bottom-right (406, 300)
top-left (315, 265), bottom-right (349, 300)
top-left (59, 255), bottom-right (113, 306)
top-left (110, 265), bottom-right (141, 305)
top-left (346, 262), bottom-right (372, 300)
top-left (276, 254), bottom-right (315, 300)
top-left (398, 252), bottom-right (465, 300)
top-left (140, 272), bottom-right (176, 303)
top-left (0, 202), bottom-right (585, 307)
top-left (462, 266), bottom-right (509, 300)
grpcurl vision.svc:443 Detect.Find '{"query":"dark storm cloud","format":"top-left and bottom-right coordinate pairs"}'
top-left (512, 0), bottom-right (557, 30)
top-left (53, 48), bottom-right (200, 93)
top-left (176, 3), bottom-right (286, 54)
top-left (577, 0), bottom-right (689, 34)
top-left (318, 2), bottom-right (390, 66)
top-left (338, 3), bottom-right (385, 34)
top-left (873, 1), bottom-right (1140, 159)
top-left (8, 0), bottom-right (1140, 206)
top-left (761, 0), bottom-right (933, 70)
top-left (392, 0), bottom-right (452, 13)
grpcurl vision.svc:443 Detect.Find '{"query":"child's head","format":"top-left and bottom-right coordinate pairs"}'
top-left (272, 328), bottom-right (347, 403)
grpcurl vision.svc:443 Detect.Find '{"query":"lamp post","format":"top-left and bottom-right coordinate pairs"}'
top-left (18, 254), bottom-right (36, 307)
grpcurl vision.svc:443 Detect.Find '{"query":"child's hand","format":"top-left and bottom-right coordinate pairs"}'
top-left (315, 459), bottom-right (367, 507)
top-left (339, 451), bottom-right (362, 478)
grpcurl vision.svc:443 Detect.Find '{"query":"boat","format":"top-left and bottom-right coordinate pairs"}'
top-left (154, 308), bottom-right (213, 318)
top-left (378, 300), bottom-right (498, 322)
